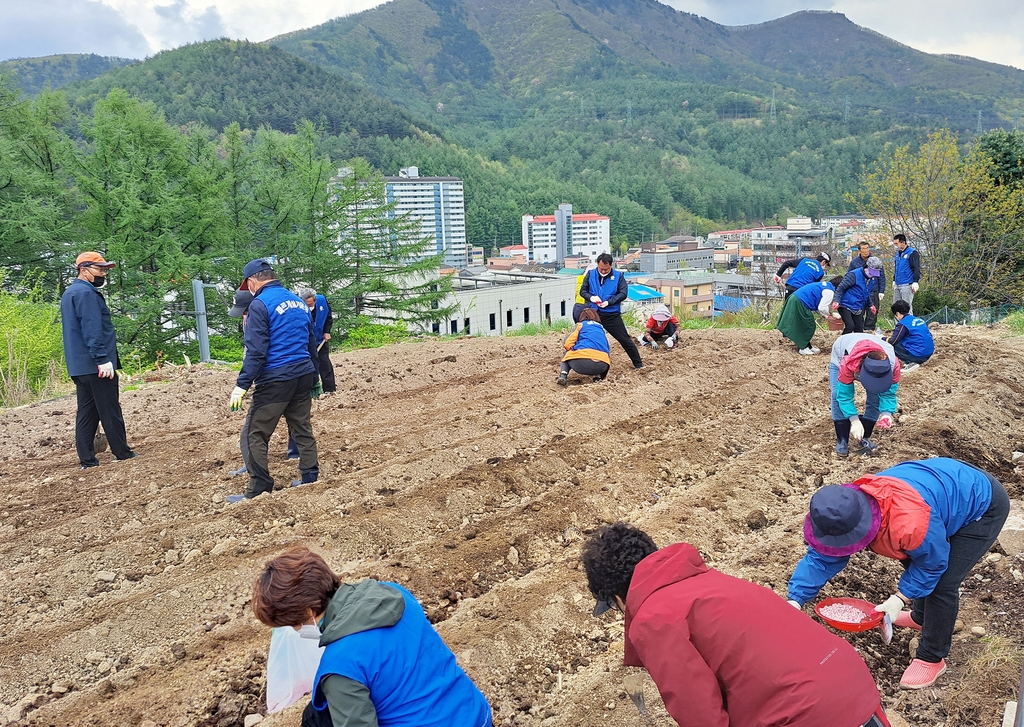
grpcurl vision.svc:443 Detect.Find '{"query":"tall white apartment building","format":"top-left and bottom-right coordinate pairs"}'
top-left (384, 166), bottom-right (468, 267)
top-left (521, 204), bottom-right (610, 264)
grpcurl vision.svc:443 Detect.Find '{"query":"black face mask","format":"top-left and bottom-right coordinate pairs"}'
top-left (91, 275), bottom-right (107, 289)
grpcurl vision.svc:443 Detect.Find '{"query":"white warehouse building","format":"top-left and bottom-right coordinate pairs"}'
top-left (385, 166), bottom-right (468, 268)
top-left (434, 272), bottom-right (579, 336)
top-left (522, 204), bottom-right (610, 264)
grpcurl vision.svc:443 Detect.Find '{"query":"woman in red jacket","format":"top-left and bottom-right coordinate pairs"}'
top-left (582, 523), bottom-right (889, 727)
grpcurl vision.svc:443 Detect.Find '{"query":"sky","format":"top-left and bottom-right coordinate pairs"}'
top-left (1, 0), bottom-right (1023, 72)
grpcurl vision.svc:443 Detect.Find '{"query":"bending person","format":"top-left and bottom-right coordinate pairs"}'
top-left (775, 252), bottom-right (832, 299)
top-left (830, 333), bottom-right (900, 457)
top-left (788, 458), bottom-right (1010, 689)
top-left (252, 548), bottom-right (492, 727)
top-left (558, 308), bottom-right (610, 386)
top-left (776, 277), bottom-right (839, 355)
top-left (833, 256), bottom-right (883, 334)
top-left (582, 523), bottom-right (891, 727)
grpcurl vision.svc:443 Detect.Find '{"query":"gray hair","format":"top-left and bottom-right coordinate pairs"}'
top-left (294, 287), bottom-right (316, 301)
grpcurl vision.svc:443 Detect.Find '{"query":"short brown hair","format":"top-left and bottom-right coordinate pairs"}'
top-left (579, 308), bottom-right (601, 322)
top-left (252, 547), bottom-right (340, 627)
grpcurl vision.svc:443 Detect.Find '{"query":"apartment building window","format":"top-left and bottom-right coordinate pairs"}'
top-left (673, 289), bottom-right (680, 297)
top-left (692, 288), bottom-right (698, 296)
top-left (489, 313), bottom-right (496, 331)
top-left (432, 322), bottom-right (440, 334)
top-left (507, 310), bottom-right (513, 328)
top-left (523, 307), bottom-right (530, 324)
top-left (560, 300), bottom-right (566, 316)
top-left (464, 318), bottom-right (470, 335)
top-left (451, 320), bottom-right (458, 334)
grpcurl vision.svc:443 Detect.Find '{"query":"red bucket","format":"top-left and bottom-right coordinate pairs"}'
top-left (814, 597), bottom-right (884, 632)
top-left (826, 317), bottom-right (845, 332)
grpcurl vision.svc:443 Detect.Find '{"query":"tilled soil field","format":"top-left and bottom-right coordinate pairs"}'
top-left (1, 326), bottom-right (1022, 727)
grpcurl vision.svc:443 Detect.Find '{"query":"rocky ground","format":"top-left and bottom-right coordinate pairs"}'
top-left (1, 324), bottom-right (1022, 727)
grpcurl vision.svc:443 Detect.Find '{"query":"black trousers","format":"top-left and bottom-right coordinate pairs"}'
top-left (244, 373), bottom-right (319, 498)
top-left (912, 474), bottom-right (1010, 662)
top-left (864, 290), bottom-right (880, 330)
top-left (838, 306), bottom-right (865, 334)
top-left (317, 342), bottom-right (336, 392)
top-left (302, 701), bottom-right (331, 727)
top-left (72, 373), bottom-right (133, 466)
top-left (598, 312), bottom-right (643, 368)
top-left (784, 284), bottom-right (798, 300)
top-left (560, 359), bottom-right (610, 378)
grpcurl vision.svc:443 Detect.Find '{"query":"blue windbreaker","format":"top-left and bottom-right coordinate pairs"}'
top-left (313, 583), bottom-right (492, 727)
top-left (311, 294), bottom-right (331, 344)
top-left (60, 279), bottom-right (120, 376)
top-left (788, 458), bottom-right (993, 604)
top-left (236, 281), bottom-right (318, 390)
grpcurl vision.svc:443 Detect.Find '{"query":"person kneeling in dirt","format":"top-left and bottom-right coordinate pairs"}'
top-left (582, 523), bottom-right (891, 727)
top-left (788, 458), bottom-right (1010, 690)
top-left (252, 547), bottom-right (492, 727)
top-left (830, 333), bottom-right (901, 457)
top-left (558, 308), bottom-right (610, 386)
top-left (886, 300), bottom-right (934, 372)
top-left (636, 304), bottom-right (678, 350)
top-left (776, 276), bottom-right (841, 355)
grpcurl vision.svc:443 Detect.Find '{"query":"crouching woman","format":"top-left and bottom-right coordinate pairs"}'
top-left (558, 307), bottom-right (611, 386)
top-left (252, 548), bottom-right (492, 727)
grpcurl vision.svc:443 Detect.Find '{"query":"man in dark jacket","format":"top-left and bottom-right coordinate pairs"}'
top-left (582, 523), bottom-right (890, 727)
top-left (227, 259), bottom-right (321, 502)
top-left (60, 251), bottom-right (137, 469)
top-left (578, 253), bottom-right (643, 369)
top-left (849, 242), bottom-right (886, 332)
top-left (252, 547), bottom-right (492, 727)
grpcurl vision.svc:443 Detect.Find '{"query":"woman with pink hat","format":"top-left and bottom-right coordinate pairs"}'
top-left (637, 304), bottom-right (679, 350)
top-left (787, 458), bottom-right (1009, 689)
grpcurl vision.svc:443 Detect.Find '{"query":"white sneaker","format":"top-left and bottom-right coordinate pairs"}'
top-left (798, 347), bottom-right (816, 355)
top-left (874, 329), bottom-right (884, 336)
top-left (810, 347), bottom-right (820, 354)
top-left (637, 335), bottom-right (647, 346)
top-left (902, 362), bottom-right (920, 373)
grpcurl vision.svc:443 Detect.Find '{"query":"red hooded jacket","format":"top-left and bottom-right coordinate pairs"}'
top-left (623, 544), bottom-right (880, 727)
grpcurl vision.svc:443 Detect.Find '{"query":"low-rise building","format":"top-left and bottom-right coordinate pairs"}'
top-left (643, 277), bottom-right (716, 317)
top-left (433, 271), bottom-right (579, 336)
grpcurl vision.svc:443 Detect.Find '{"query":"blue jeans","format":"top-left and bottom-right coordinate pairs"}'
top-left (829, 363), bottom-right (880, 421)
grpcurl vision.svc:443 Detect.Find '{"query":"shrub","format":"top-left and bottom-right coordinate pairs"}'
top-left (0, 288), bottom-right (69, 407)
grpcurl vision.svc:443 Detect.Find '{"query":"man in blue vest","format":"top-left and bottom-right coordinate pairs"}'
top-left (296, 287), bottom-right (336, 394)
top-left (60, 251), bottom-right (138, 469)
top-left (578, 253), bottom-right (643, 369)
top-left (892, 234), bottom-right (922, 314)
top-left (833, 256), bottom-right (883, 335)
top-left (888, 300), bottom-right (934, 372)
top-left (227, 259), bottom-right (321, 502)
top-left (774, 252), bottom-right (832, 299)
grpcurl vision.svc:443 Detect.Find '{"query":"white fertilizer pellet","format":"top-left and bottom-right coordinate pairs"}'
top-left (820, 603), bottom-right (868, 623)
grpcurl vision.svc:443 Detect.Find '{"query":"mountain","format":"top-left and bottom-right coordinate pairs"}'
top-left (269, 0), bottom-right (1024, 128)
top-left (0, 54), bottom-right (137, 96)
top-left (63, 40), bottom-right (427, 138)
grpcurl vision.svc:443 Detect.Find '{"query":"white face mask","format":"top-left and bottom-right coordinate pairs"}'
top-left (298, 622), bottom-right (321, 640)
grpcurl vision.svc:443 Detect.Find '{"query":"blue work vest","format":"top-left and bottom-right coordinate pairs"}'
top-left (793, 281), bottom-right (834, 311)
top-left (312, 583), bottom-right (492, 727)
top-left (894, 248), bottom-right (916, 285)
top-left (257, 284), bottom-right (314, 371)
top-left (586, 269), bottom-right (623, 314)
top-left (572, 320), bottom-right (611, 354)
top-left (896, 316), bottom-right (934, 357)
top-left (787, 259), bottom-right (825, 288)
top-left (839, 269), bottom-right (876, 311)
top-left (312, 294), bottom-right (330, 343)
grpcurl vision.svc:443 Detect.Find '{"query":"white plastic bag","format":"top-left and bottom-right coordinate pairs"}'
top-left (266, 626), bottom-right (325, 713)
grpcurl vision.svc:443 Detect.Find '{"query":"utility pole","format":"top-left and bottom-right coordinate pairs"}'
top-left (843, 95), bottom-right (850, 124)
top-left (977, 110), bottom-right (983, 135)
top-left (770, 89), bottom-right (776, 122)
top-left (627, 99), bottom-right (632, 127)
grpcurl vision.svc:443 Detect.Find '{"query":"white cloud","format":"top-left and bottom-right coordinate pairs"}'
top-left (0, 0), bottom-right (150, 60)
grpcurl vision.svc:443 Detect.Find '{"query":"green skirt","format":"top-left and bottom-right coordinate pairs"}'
top-left (776, 296), bottom-right (817, 349)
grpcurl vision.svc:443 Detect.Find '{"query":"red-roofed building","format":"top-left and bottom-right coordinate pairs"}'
top-left (522, 204), bottom-right (610, 264)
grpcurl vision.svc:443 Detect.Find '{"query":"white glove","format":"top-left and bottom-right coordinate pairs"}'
top-left (874, 594), bottom-right (905, 621)
top-left (590, 295), bottom-right (601, 304)
top-left (849, 417), bottom-right (864, 442)
top-left (787, 599), bottom-right (801, 609)
top-left (878, 293), bottom-right (885, 301)
top-left (773, 274), bottom-right (782, 284)
top-left (832, 312), bottom-right (842, 320)
top-left (911, 282), bottom-right (919, 293)
top-left (877, 412), bottom-right (894, 429)
top-left (97, 362), bottom-right (115, 378)
top-left (650, 341), bottom-right (659, 350)
top-left (665, 336), bottom-right (675, 349)
top-left (599, 301), bottom-right (608, 308)
top-left (229, 386), bottom-right (247, 411)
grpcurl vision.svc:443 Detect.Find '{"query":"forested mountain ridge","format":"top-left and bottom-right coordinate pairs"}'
top-left (0, 54), bottom-right (137, 95)
top-left (61, 40), bottom-right (427, 138)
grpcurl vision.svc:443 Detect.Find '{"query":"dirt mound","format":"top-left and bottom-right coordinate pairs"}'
top-left (1, 326), bottom-right (1022, 726)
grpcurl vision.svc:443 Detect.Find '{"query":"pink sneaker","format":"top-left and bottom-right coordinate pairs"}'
top-left (899, 659), bottom-right (946, 689)
top-left (894, 611), bottom-right (922, 631)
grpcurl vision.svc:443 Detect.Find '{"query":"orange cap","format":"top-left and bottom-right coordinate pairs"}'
top-left (75, 251), bottom-right (116, 269)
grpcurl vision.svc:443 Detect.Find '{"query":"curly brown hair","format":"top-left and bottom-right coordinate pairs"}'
top-left (580, 522), bottom-right (657, 603)
top-left (252, 547), bottom-right (340, 627)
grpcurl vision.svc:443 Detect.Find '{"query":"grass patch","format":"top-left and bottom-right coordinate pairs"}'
top-left (943, 635), bottom-right (1021, 727)
top-left (0, 285), bottom-right (71, 408)
top-left (338, 321), bottom-right (411, 350)
top-left (1004, 310), bottom-right (1024, 335)
top-left (505, 320), bottom-right (574, 337)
